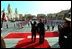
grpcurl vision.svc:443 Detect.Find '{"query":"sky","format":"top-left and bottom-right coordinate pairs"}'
top-left (1, 1), bottom-right (71, 16)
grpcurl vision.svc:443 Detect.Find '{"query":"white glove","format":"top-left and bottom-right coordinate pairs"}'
top-left (64, 36), bottom-right (67, 38)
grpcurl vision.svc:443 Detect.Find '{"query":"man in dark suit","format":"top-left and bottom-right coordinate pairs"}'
top-left (37, 19), bottom-right (45, 44)
top-left (58, 17), bottom-right (71, 48)
top-left (31, 21), bottom-right (37, 42)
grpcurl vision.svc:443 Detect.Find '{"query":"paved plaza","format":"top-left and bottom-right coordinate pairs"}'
top-left (1, 21), bottom-right (59, 48)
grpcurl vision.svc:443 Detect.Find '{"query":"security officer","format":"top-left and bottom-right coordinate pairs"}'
top-left (58, 17), bottom-right (71, 48)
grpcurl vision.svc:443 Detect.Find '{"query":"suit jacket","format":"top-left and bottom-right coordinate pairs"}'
top-left (37, 22), bottom-right (45, 34)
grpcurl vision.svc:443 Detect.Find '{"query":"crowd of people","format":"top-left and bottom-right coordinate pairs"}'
top-left (16, 20), bottom-right (29, 29)
top-left (30, 17), bottom-right (71, 48)
top-left (1, 17), bottom-right (71, 48)
top-left (1, 8), bottom-right (71, 48)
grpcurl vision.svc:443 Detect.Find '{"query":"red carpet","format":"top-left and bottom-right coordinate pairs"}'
top-left (4, 31), bottom-right (58, 48)
top-left (15, 38), bottom-right (50, 48)
top-left (5, 32), bottom-right (59, 38)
